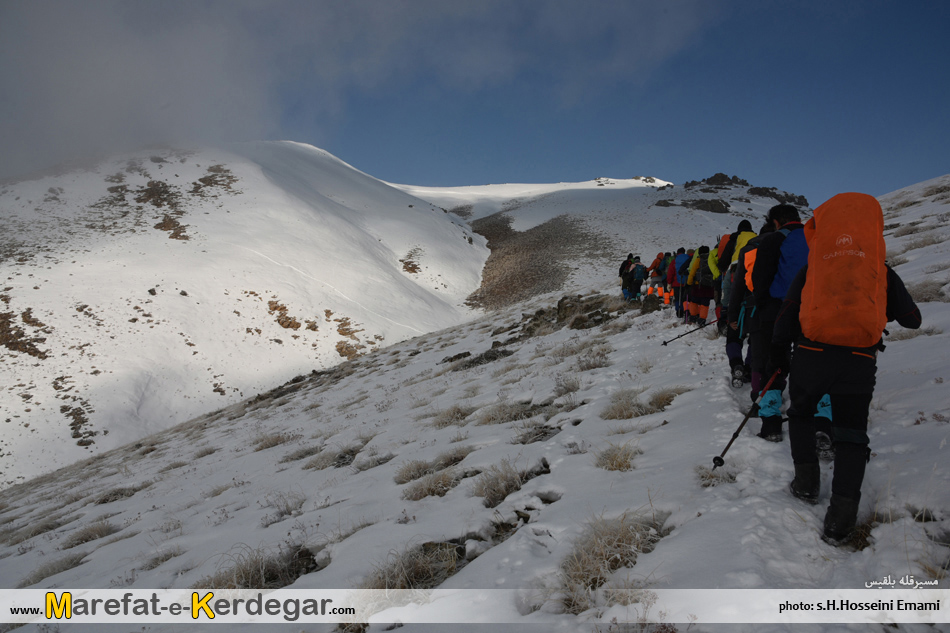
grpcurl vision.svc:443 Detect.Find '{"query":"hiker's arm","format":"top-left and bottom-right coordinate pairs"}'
top-left (885, 266), bottom-right (922, 329)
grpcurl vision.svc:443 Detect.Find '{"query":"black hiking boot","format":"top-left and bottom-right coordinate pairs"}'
top-left (789, 462), bottom-right (820, 504)
top-left (731, 364), bottom-right (745, 389)
top-left (757, 415), bottom-right (783, 442)
top-left (822, 494), bottom-right (861, 546)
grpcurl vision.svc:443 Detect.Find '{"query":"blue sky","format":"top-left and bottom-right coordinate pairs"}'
top-left (2, 0), bottom-right (948, 207)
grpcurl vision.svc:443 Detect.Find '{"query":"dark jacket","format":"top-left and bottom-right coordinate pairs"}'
top-left (752, 222), bottom-right (808, 321)
top-left (727, 235), bottom-right (767, 325)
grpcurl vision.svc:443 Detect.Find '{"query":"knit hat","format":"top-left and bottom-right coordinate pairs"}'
top-left (738, 219), bottom-right (752, 232)
top-left (633, 256), bottom-right (641, 262)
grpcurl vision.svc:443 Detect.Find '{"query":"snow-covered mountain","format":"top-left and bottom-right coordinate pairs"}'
top-left (2, 149), bottom-right (948, 631)
top-left (0, 147), bottom-right (803, 487)
top-left (0, 143), bottom-right (487, 486)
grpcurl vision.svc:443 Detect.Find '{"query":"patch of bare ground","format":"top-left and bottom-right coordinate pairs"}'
top-left (466, 214), bottom-right (607, 310)
top-left (0, 310), bottom-right (49, 358)
top-left (190, 165), bottom-right (239, 195)
top-left (400, 247), bottom-right (423, 273)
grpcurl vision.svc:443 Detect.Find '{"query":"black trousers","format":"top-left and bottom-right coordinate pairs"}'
top-left (787, 341), bottom-right (877, 500)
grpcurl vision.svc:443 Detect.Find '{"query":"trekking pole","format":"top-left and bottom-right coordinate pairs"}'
top-left (660, 315), bottom-right (725, 346)
top-left (712, 369), bottom-right (781, 470)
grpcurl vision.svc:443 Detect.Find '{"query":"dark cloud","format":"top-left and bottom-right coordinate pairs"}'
top-left (0, 0), bottom-right (715, 179)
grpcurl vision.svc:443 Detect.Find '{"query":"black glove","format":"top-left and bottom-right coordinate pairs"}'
top-left (770, 343), bottom-right (791, 376)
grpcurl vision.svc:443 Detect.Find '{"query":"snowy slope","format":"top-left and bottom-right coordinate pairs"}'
top-left (0, 142), bottom-right (486, 487)
top-left (1, 173), bottom-right (948, 632)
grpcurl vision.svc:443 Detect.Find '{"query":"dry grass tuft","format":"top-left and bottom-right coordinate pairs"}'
top-left (472, 459), bottom-right (524, 508)
top-left (511, 419), bottom-right (561, 444)
top-left (600, 386), bottom-right (690, 420)
top-left (195, 543), bottom-right (320, 589)
top-left (431, 404), bottom-right (476, 428)
top-left (17, 552), bottom-right (88, 587)
top-left (361, 541), bottom-right (463, 590)
top-left (595, 442), bottom-right (642, 472)
top-left (61, 519), bottom-right (121, 549)
top-left (401, 469), bottom-right (461, 501)
top-left (558, 511), bottom-right (665, 615)
top-left (905, 279), bottom-right (949, 303)
top-left (887, 326), bottom-right (943, 341)
top-left (696, 464), bottom-right (738, 487)
top-left (253, 431), bottom-right (302, 452)
top-left (476, 400), bottom-right (532, 425)
top-left (141, 546), bottom-right (184, 571)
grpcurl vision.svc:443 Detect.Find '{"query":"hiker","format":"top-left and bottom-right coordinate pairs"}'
top-left (727, 222), bottom-right (776, 391)
top-left (686, 245), bottom-right (716, 326)
top-left (667, 247), bottom-right (691, 318)
top-left (646, 252), bottom-right (665, 289)
top-left (770, 192), bottom-right (921, 546)
top-left (619, 253), bottom-right (635, 301)
top-left (628, 256), bottom-right (648, 299)
top-left (712, 220), bottom-right (756, 333)
top-left (750, 204), bottom-right (809, 441)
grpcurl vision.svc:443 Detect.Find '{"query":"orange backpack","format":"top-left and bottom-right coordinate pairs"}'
top-left (799, 193), bottom-right (887, 348)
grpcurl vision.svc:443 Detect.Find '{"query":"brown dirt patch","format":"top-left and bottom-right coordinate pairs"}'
top-left (465, 213), bottom-right (607, 310)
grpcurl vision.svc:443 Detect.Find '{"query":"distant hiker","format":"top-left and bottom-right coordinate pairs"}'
top-left (712, 220), bottom-right (756, 333)
top-left (619, 253), bottom-right (635, 301)
top-left (770, 192), bottom-right (921, 546)
top-left (750, 204), bottom-right (808, 441)
top-left (727, 222), bottom-right (775, 390)
top-left (686, 245), bottom-right (716, 326)
top-left (668, 247), bottom-right (690, 318)
top-left (646, 252), bottom-right (665, 289)
top-left (629, 256), bottom-right (648, 299)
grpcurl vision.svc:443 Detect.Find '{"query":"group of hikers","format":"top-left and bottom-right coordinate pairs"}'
top-left (619, 195), bottom-right (922, 546)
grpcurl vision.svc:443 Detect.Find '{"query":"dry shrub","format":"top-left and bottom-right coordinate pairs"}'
top-left (4, 514), bottom-right (77, 546)
top-left (554, 372), bottom-right (581, 396)
top-left (431, 445), bottom-right (476, 470)
top-left (401, 469), bottom-right (461, 501)
top-left (361, 542), bottom-right (462, 590)
top-left (432, 404), bottom-right (476, 428)
top-left (194, 446), bottom-right (217, 459)
top-left (95, 482), bottom-right (151, 504)
top-left (280, 445), bottom-right (323, 463)
top-left (887, 326), bottom-right (943, 341)
top-left (600, 386), bottom-right (689, 420)
top-left (195, 543), bottom-right (319, 589)
top-left (511, 419), bottom-right (561, 444)
top-left (393, 447), bottom-right (474, 485)
top-left (595, 442), bottom-right (642, 472)
top-left (906, 279), bottom-right (949, 303)
top-left (472, 459), bottom-right (523, 508)
top-left (476, 400), bottom-right (531, 425)
top-left (696, 464), bottom-right (738, 487)
top-left (902, 233), bottom-right (948, 252)
top-left (575, 344), bottom-right (613, 371)
top-left (17, 552), bottom-right (87, 587)
top-left (141, 546), bottom-right (184, 571)
top-left (893, 223), bottom-right (924, 237)
top-left (253, 431), bottom-right (301, 452)
top-left (600, 387), bottom-right (650, 420)
top-left (303, 445), bottom-right (361, 470)
top-left (558, 512), bottom-right (664, 615)
top-left (61, 519), bottom-right (121, 549)
top-left (353, 452), bottom-right (396, 472)
top-left (394, 459), bottom-right (432, 485)
top-left (647, 386), bottom-right (691, 412)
